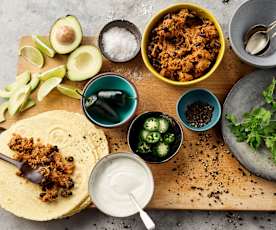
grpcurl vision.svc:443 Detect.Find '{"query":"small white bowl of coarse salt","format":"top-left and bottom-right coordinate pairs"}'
top-left (98, 20), bottom-right (141, 63)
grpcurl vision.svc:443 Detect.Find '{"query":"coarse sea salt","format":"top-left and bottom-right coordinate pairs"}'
top-left (102, 26), bottom-right (138, 61)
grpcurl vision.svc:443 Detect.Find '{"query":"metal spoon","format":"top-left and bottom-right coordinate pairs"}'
top-left (0, 152), bottom-right (44, 184)
top-left (245, 20), bottom-right (276, 55)
top-left (129, 193), bottom-right (155, 230)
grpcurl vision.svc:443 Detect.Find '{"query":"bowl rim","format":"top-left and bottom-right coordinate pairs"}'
top-left (127, 111), bottom-right (184, 164)
top-left (228, 0), bottom-right (276, 68)
top-left (141, 3), bottom-right (226, 86)
top-left (81, 72), bottom-right (139, 128)
top-left (176, 88), bottom-right (222, 132)
top-left (88, 152), bottom-right (155, 217)
top-left (98, 19), bottom-right (142, 63)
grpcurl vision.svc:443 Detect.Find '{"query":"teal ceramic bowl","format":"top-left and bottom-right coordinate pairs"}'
top-left (177, 88), bottom-right (221, 132)
top-left (81, 73), bottom-right (138, 128)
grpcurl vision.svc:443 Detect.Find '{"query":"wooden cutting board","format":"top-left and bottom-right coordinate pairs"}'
top-left (2, 36), bottom-right (276, 211)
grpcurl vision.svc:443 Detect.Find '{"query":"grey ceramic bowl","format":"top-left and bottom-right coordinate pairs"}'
top-left (229, 0), bottom-right (276, 68)
top-left (98, 20), bottom-right (141, 63)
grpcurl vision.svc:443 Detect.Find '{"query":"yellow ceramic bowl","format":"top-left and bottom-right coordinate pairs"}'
top-left (141, 3), bottom-right (225, 86)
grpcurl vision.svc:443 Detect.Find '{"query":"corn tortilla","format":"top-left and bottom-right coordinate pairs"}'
top-left (0, 110), bottom-right (108, 221)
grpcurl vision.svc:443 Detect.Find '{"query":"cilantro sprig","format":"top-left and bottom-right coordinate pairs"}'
top-left (226, 78), bottom-right (276, 163)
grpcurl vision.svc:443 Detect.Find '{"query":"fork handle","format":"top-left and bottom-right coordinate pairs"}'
top-left (0, 152), bottom-right (23, 169)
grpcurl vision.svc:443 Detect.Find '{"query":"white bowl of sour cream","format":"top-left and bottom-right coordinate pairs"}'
top-left (88, 153), bottom-right (154, 217)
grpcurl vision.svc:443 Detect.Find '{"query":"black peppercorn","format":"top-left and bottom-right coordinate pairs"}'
top-left (185, 101), bottom-right (214, 128)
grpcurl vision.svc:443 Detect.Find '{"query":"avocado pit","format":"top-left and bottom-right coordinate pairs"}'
top-left (56, 25), bottom-right (76, 44)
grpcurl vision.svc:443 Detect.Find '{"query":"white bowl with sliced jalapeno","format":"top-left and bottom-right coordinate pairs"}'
top-left (127, 111), bottom-right (183, 163)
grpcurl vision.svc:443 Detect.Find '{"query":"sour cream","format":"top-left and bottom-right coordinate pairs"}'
top-left (89, 153), bottom-right (154, 217)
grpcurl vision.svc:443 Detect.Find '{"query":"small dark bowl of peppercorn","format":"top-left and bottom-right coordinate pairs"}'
top-left (177, 88), bottom-right (221, 132)
top-left (128, 111), bottom-right (183, 164)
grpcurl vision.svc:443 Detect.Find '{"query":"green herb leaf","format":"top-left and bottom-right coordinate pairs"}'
top-left (226, 78), bottom-right (276, 165)
top-left (247, 132), bottom-right (261, 149)
top-left (265, 136), bottom-right (276, 163)
top-left (226, 114), bottom-right (237, 124)
top-left (262, 78), bottom-right (276, 104)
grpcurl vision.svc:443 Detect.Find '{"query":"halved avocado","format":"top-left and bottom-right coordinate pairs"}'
top-left (50, 15), bottom-right (83, 54)
top-left (8, 85), bottom-right (31, 116)
top-left (67, 45), bottom-right (102, 81)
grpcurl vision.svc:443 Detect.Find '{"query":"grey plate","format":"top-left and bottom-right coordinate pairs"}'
top-left (222, 69), bottom-right (276, 181)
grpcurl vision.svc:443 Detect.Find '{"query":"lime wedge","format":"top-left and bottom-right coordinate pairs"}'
top-left (37, 77), bottom-right (62, 101)
top-left (32, 35), bottom-right (55, 58)
top-left (0, 101), bottom-right (9, 123)
top-left (38, 65), bottom-right (66, 81)
top-left (28, 73), bottom-right (40, 91)
top-left (57, 84), bottom-right (82, 99)
top-left (20, 98), bottom-right (36, 112)
top-left (19, 45), bottom-right (44, 68)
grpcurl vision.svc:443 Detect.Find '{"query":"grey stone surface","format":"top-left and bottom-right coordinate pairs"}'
top-left (0, 0), bottom-right (275, 229)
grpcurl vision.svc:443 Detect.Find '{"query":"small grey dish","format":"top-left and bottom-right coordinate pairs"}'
top-left (98, 20), bottom-right (141, 63)
top-left (229, 0), bottom-right (276, 68)
top-left (222, 69), bottom-right (276, 181)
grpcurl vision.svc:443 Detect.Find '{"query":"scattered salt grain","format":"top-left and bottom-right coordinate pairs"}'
top-left (102, 27), bottom-right (138, 61)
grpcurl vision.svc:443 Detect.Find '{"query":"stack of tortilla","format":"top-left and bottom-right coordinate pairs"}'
top-left (0, 110), bottom-right (109, 221)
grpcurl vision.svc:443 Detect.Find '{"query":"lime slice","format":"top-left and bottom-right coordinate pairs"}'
top-left (20, 98), bottom-right (36, 112)
top-left (0, 101), bottom-right (9, 122)
top-left (19, 45), bottom-right (44, 68)
top-left (32, 35), bottom-right (55, 58)
top-left (57, 84), bottom-right (82, 99)
top-left (37, 77), bottom-right (62, 101)
top-left (28, 73), bottom-right (40, 91)
top-left (38, 65), bottom-right (66, 81)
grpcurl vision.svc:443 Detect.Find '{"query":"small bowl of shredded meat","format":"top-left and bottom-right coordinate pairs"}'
top-left (141, 3), bottom-right (225, 86)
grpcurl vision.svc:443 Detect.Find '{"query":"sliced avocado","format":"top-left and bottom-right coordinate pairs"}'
top-left (28, 73), bottom-right (40, 91)
top-left (67, 45), bottom-right (102, 81)
top-left (0, 101), bottom-right (9, 123)
top-left (8, 85), bottom-right (31, 116)
top-left (20, 98), bottom-right (36, 112)
top-left (0, 89), bottom-right (12, 99)
top-left (50, 15), bottom-right (83, 54)
top-left (5, 71), bottom-right (31, 92)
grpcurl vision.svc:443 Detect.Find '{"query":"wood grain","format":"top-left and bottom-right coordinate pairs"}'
top-left (2, 36), bottom-right (276, 211)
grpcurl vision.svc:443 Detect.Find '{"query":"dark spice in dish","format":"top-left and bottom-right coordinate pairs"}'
top-left (8, 134), bottom-right (75, 202)
top-left (186, 101), bottom-right (214, 128)
top-left (147, 9), bottom-right (221, 82)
